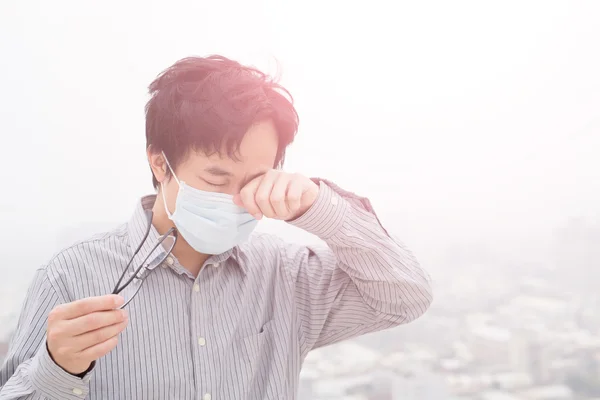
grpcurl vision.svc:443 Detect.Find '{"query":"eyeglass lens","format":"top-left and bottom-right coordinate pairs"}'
top-left (118, 233), bottom-right (177, 308)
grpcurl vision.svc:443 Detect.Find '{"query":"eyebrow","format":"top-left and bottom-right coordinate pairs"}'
top-left (204, 166), bottom-right (234, 177)
top-left (204, 166), bottom-right (269, 186)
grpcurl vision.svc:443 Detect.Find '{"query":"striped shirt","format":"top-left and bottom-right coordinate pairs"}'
top-left (0, 180), bottom-right (432, 400)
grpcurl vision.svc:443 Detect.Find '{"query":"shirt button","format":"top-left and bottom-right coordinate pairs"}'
top-left (193, 284), bottom-right (200, 292)
top-left (72, 388), bottom-right (84, 395)
top-left (166, 256), bottom-right (174, 266)
top-left (203, 394), bottom-right (212, 400)
top-left (198, 337), bottom-right (206, 346)
top-left (331, 197), bottom-right (339, 206)
top-left (212, 263), bottom-right (220, 268)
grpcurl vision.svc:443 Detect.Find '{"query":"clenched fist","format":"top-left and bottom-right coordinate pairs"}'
top-left (47, 295), bottom-right (128, 375)
top-left (234, 170), bottom-right (319, 221)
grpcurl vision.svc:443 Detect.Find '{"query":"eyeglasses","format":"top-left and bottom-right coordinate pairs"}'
top-left (112, 210), bottom-right (178, 309)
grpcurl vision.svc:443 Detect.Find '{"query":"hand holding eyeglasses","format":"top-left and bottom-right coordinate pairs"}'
top-left (47, 295), bottom-right (128, 375)
top-left (45, 212), bottom-right (175, 376)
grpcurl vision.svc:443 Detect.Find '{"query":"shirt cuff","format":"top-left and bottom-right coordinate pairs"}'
top-left (287, 180), bottom-right (349, 239)
top-left (29, 342), bottom-right (93, 400)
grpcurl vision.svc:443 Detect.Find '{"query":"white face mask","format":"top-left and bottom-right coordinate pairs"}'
top-left (160, 152), bottom-right (258, 255)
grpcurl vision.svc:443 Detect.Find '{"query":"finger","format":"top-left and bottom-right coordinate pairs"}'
top-left (78, 335), bottom-right (120, 361)
top-left (270, 174), bottom-right (291, 218)
top-left (239, 176), bottom-right (263, 219)
top-left (65, 309), bottom-right (128, 336)
top-left (232, 194), bottom-right (243, 208)
top-left (50, 295), bottom-right (124, 321)
top-left (286, 177), bottom-right (304, 218)
top-left (72, 319), bottom-right (129, 352)
top-left (255, 172), bottom-right (277, 218)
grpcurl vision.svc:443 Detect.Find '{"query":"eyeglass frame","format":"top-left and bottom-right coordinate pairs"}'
top-left (111, 210), bottom-right (178, 309)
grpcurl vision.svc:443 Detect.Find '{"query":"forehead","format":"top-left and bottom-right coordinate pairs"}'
top-left (184, 119), bottom-right (279, 175)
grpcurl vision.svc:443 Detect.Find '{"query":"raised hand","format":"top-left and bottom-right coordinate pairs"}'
top-left (234, 170), bottom-right (319, 221)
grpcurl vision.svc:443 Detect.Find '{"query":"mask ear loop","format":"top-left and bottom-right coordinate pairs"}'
top-left (161, 151), bottom-right (180, 185)
top-left (160, 151), bottom-right (181, 219)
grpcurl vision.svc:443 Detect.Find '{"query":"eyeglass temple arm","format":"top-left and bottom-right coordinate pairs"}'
top-left (112, 213), bottom-right (154, 293)
top-left (112, 228), bottom-right (178, 295)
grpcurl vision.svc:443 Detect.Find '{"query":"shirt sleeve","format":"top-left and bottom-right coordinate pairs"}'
top-left (0, 267), bottom-right (93, 400)
top-left (284, 179), bottom-right (433, 355)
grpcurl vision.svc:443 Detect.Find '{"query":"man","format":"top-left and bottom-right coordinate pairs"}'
top-left (0, 55), bottom-right (432, 400)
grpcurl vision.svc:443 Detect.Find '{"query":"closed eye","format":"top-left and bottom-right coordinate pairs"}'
top-left (199, 177), bottom-right (227, 187)
top-left (205, 181), bottom-right (227, 187)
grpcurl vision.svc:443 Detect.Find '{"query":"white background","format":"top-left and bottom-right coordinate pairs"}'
top-left (0, 1), bottom-right (598, 305)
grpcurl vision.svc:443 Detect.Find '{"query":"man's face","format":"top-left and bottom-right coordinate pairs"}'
top-left (149, 119), bottom-right (279, 215)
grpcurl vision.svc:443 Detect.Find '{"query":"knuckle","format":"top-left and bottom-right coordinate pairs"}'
top-left (255, 193), bottom-right (268, 204)
top-left (288, 190), bottom-right (301, 200)
top-left (73, 299), bottom-right (87, 311)
top-left (112, 318), bottom-right (125, 331)
top-left (56, 325), bottom-right (69, 337)
top-left (93, 329), bottom-right (108, 344)
top-left (87, 313), bottom-right (100, 327)
top-left (288, 196), bottom-right (301, 207)
top-left (111, 320), bottom-right (124, 333)
top-left (47, 327), bottom-right (63, 343)
top-left (270, 194), bottom-right (283, 204)
top-left (106, 310), bottom-right (118, 322)
top-left (112, 310), bottom-right (125, 323)
top-left (48, 306), bottom-right (63, 322)
top-left (119, 320), bottom-right (129, 331)
top-left (109, 336), bottom-right (119, 347)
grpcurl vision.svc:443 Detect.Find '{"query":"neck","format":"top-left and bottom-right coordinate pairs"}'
top-left (151, 200), bottom-right (209, 277)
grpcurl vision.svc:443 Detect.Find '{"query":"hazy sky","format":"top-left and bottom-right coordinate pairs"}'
top-left (0, 1), bottom-right (599, 292)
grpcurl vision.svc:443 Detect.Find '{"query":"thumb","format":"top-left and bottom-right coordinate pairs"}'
top-left (233, 194), bottom-right (243, 207)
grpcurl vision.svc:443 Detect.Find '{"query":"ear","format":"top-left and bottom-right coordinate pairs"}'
top-left (147, 146), bottom-right (168, 184)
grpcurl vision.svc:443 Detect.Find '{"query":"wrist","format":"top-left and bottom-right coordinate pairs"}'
top-left (286, 179), bottom-right (319, 221)
top-left (48, 342), bottom-right (93, 377)
top-left (287, 180), bottom-right (348, 239)
top-left (29, 341), bottom-right (93, 400)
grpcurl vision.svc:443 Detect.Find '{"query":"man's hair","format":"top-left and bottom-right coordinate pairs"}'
top-left (145, 55), bottom-right (299, 189)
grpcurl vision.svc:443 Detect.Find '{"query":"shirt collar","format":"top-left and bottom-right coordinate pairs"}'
top-left (126, 195), bottom-right (247, 276)
top-left (126, 195), bottom-right (168, 273)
